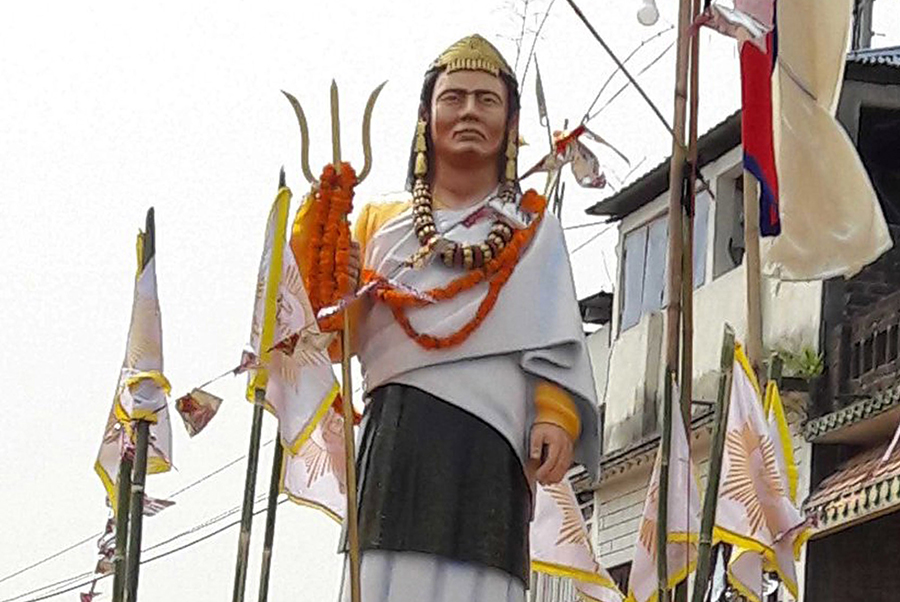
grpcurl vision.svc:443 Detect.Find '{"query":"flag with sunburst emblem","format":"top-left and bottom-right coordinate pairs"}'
top-left (94, 208), bottom-right (174, 516)
top-left (713, 345), bottom-right (809, 602)
top-left (531, 480), bottom-right (624, 602)
top-left (626, 384), bottom-right (701, 602)
top-left (246, 185), bottom-right (340, 454)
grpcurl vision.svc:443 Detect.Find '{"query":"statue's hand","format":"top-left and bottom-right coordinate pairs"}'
top-left (529, 422), bottom-right (574, 486)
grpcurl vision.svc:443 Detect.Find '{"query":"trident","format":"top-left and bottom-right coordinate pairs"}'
top-left (282, 80), bottom-right (386, 185)
top-left (280, 80), bottom-right (386, 602)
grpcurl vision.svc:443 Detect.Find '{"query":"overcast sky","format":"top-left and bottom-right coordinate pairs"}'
top-left (1, 1), bottom-right (897, 601)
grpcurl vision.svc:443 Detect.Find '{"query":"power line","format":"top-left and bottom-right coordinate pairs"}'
top-left (0, 439), bottom-right (275, 586)
top-left (570, 224), bottom-right (615, 255)
top-left (563, 220), bottom-right (610, 231)
top-left (4, 499), bottom-right (287, 602)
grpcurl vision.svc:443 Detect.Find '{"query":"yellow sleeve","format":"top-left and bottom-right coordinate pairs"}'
top-left (534, 380), bottom-right (581, 440)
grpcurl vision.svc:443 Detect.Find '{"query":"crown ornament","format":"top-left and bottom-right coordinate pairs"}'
top-left (432, 34), bottom-right (514, 78)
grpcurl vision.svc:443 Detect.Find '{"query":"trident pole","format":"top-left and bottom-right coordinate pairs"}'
top-left (331, 80), bottom-right (363, 602)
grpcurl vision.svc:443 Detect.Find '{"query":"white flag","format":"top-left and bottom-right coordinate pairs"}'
top-left (281, 404), bottom-right (348, 520)
top-left (714, 346), bottom-right (809, 601)
top-left (247, 187), bottom-right (340, 454)
top-left (762, 0), bottom-right (891, 280)
top-left (531, 480), bottom-right (624, 602)
top-left (95, 213), bottom-right (173, 515)
top-left (627, 387), bottom-right (701, 602)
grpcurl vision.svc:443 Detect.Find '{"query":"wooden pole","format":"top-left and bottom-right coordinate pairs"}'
top-left (124, 422), bottom-right (150, 602)
top-left (257, 439), bottom-right (285, 602)
top-left (743, 173), bottom-right (764, 376)
top-left (690, 326), bottom-right (736, 602)
top-left (332, 80), bottom-right (362, 602)
top-left (112, 458), bottom-right (132, 602)
top-left (232, 392), bottom-right (266, 602)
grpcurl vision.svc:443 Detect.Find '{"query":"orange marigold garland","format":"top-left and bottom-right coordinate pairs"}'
top-left (364, 189), bottom-right (548, 350)
top-left (303, 162), bottom-right (357, 332)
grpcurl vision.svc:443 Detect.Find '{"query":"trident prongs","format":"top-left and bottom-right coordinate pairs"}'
top-left (358, 81), bottom-right (387, 183)
top-left (281, 90), bottom-right (317, 185)
top-left (282, 81), bottom-right (387, 185)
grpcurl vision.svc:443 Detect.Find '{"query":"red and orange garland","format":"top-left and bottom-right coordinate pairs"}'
top-left (303, 163), bottom-right (357, 332)
top-left (363, 189), bottom-right (548, 350)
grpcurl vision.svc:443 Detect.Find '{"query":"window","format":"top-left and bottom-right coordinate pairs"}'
top-left (621, 215), bottom-right (668, 331)
top-left (713, 173), bottom-right (745, 278)
top-left (619, 194), bottom-right (710, 332)
top-left (693, 190), bottom-right (711, 287)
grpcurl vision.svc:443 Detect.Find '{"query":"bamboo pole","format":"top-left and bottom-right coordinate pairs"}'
top-left (232, 392), bottom-right (266, 602)
top-left (124, 422), bottom-right (150, 602)
top-left (675, 6), bottom-right (702, 600)
top-left (743, 173), bottom-right (764, 376)
top-left (656, 370), bottom-right (675, 602)
top-left (112, 458), bottom-right (132, 602)
top-left (690, 326), bottom-right (736, 602)
top-left (257, 439), bottom-right (284, 602)
top-left (123, 208), bottom-right (156, 602)
top-left (256, 169), bottom-right (289, 602)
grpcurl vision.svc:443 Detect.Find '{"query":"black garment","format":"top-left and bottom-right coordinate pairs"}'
top-left (350, 384), bottom-right (532, 584)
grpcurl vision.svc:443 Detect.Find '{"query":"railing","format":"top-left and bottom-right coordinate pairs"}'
top-left (848, 289), bottom-right (900, 395)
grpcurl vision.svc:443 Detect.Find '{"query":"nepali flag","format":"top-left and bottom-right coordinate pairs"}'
top-left (741, 29), bottom-right (781, 236)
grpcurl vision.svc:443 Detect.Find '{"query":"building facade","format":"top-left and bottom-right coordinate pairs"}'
top-left (580, 47), bottom-right (900, 602)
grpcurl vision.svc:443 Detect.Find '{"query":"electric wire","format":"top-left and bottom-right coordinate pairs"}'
top-left (0, 439), bottom-right (275, 587)
top-left (2, 498), bottom-right (286, 602)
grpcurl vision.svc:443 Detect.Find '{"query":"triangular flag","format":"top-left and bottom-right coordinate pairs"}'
top-left (714, 345), bottom-right (809, 602)
top-left (627, 386), bottom-right (701, 602)
top-left (94, 209), bottom-right (173, 515)
top-left (247, 186), bottom-right (340, 454)
top-left (531, 480), bottom-right (624, 602)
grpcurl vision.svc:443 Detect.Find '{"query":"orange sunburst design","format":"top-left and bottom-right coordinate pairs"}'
top-left (720, 423), bottom-right (784, 536)
top-left (298, 410), bottom-right (347, 494)
top-left (546, 483), bottom-right (589, 548)
top-left (638, 477), bottom-right (659, 557)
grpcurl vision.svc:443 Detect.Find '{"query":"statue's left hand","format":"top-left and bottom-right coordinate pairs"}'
top-left (529, 422), bottom-right (574, 486)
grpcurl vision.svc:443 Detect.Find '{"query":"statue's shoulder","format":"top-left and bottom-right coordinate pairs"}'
top-left (354, 191), bottom-right (412, 245)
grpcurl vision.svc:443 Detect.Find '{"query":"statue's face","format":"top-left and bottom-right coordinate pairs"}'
top-left (429, 69), bottom-right (509, 169)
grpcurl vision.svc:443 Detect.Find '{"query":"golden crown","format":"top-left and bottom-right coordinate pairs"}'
top-left (432, 34), bottom-right (514, 78)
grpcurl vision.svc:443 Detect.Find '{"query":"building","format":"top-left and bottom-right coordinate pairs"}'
top-left (580, 46), bottom-right (900, 601)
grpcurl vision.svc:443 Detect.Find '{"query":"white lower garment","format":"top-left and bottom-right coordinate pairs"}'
top-left (339, 550), bottom-right (526, 602)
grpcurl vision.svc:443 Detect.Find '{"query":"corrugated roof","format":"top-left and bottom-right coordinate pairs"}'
top-left (847, 46), bottom-right (900, 68)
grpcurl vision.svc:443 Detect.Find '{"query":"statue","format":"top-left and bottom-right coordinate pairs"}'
top-left (292, 33), bottom-right (601, 602)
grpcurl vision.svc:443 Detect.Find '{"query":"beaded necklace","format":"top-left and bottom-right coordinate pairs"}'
top-left (411, 178), bottom-right (519, 271)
